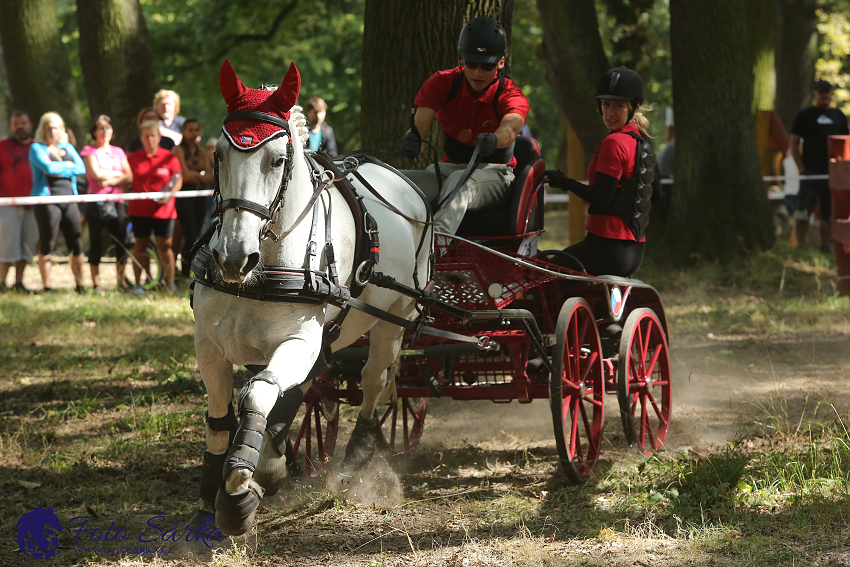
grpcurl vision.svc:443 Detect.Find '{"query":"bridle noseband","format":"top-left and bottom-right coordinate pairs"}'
top-left (214, 110), bottom-right (295, 239)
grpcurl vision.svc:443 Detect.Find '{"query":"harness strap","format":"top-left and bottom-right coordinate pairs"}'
top-left (350, 168), bottom-right (432, 226)
top-left (224, 110), bottom-right (291, 132)
top-left (345, 297), bottom-right (484, 346)
top-left (263, 179), bottom-right (329, 242)
top-left (219, 198), bottom-right (272, 220)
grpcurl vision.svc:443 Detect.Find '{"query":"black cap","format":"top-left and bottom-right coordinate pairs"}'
top-left (814, 79), bottom-right (833, 92)
top-left (596, 67), bottom-right (644, 104)
top-left (458, 17), bottom-right (507, 64)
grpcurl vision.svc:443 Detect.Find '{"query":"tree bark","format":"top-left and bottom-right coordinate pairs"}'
top-left (77, 0), bottom-right (158, 149)
top-left (536, 0), bottom-right (609, 162)
top-left (667, 0), bottom-right (775, 262)
top-left (0, 0), bottom-right (85, 145)
top-left (360, 0), bottom-right (514, 169)
top-left (775, 0), bottom-right (817, 131)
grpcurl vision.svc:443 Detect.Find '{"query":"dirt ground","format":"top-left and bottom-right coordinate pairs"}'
top-left (7, 259), bottom-right (850, 566)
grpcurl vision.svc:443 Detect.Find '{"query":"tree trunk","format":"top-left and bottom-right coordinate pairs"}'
top-left (77, 0), bottom-right (158, 149)
top-left (667, 0), bottom-right (775, 262)
top-left (747, 0), bottom-right (776, 112)
top-left (0, 0), bottom-right (85, 145)
top-left (536, 0), bottom-right (609, 162)
top-left (775, 0), bottom-right (817, 131)
top-left (360, 0), bottom-right (514, 169)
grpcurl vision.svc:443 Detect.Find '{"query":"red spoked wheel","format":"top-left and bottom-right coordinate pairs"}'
top-left (378, 396), bottom-right (427, 456)
top-left (288, 385), bottom-right (339, 477)
top-left (617, 308), bottom-right (672, 456)
top-left (549, 298), bottom-right (605, 483)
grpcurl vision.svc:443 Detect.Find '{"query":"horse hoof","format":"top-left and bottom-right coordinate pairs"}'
top-left (214, 480), bottom-right (264, 536)
top-left (343, 413), bottom-right (388, 468)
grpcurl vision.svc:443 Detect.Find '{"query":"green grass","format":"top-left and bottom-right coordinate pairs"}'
top-left (2, 241), bottom-right (850, 565)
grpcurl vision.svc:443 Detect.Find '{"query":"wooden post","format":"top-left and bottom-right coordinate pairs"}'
top-left (567, 121), bottom-right (586, 245)
top-left (755, 110), bottom-right (774, 182)
top-left (828, 135), bottom-right (850, 295)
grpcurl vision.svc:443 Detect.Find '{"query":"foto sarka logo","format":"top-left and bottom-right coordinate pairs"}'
top-left (17, 507), bottom-right (63, 559)
top-left (15, 507), bottom-right (226, 559)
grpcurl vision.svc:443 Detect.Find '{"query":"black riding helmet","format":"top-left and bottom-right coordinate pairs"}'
top-left (596, 67), bottom-right (644, 120)
top-left (458, 17), bottom-right (507, 64)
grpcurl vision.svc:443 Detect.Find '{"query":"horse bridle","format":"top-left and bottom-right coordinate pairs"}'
top-left (214, 110), bottom-right (296, 240)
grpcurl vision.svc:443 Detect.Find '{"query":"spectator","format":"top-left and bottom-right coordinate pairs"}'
top-left (127, 107), bottom-right (176, 154)
top-left (29, 112), bottom-right (87, 293)
top-left (80, 115), bottom-right (133, 292)
top-left (172, 118), bottom-right (213, 279)
top-left (790, 79), bottom-right (850, 251)
top-left (0, 111), bottom-right (38, 293)
top-left (154, 90), bottom-right (185, 146)
top-left (305, 97), bottom-right (338, 157)
top-left (127, 120), bottom-right (182, 294)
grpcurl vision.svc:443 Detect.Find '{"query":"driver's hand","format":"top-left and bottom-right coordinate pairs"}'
top-left (476, 133), bottom-right (497, 157)
top-left (545, 169), bottom-right (570, 190)
top-left (400, 127), bottom-right (422, 158)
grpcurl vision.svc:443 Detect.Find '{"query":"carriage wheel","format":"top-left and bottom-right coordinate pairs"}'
top-left (550, 298), bottom-right (605, 483)
top-left (377, 396), bottom-right (427, 456)
top-left (617, 308), bottom-right (672, 456)
top-left (288, 386), bottom-right (339, 477)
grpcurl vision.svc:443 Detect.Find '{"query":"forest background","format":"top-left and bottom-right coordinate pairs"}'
top-left (1, 0), bottom-right (850, 263)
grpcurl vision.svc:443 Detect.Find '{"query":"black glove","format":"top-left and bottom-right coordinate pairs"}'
top-left (400, 127), bottom-right (422, 158)
top-left (476, 133), bottom-right (498, 157)
top-left (545, 169), bottom-right (570, 190)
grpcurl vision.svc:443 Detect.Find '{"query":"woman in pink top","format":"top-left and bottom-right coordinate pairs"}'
top-left (80, 115), bottom-right (133, 291)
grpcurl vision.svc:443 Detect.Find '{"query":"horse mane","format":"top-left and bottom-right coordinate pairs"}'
top-left (289, 105), bottom-right (309, 146)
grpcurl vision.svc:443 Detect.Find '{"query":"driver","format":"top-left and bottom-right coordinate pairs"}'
top-left (400, 17), bottom-right (529, 237)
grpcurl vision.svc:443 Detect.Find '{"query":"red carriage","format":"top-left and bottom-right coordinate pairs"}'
top-left (288, 137), bottom-right (672, 483)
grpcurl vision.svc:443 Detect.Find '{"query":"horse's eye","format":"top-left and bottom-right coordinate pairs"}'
top-left (272, 157), bottom-right (285, 168)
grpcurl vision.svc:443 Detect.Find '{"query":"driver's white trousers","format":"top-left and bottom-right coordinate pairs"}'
top-left (401, 162), bottom-right (514, 235)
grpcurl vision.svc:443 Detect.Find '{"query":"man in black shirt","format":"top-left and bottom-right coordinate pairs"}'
top-left (790, 79), bottom-right (849, 250)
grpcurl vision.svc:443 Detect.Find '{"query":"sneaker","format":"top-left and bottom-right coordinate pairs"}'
top-left (75, 285), bottom-right (86, 295)
top-left (134, 285), bottom-right (146, 296)
top-left (0, 283), bottom-right (7, 294)
top-left (13, 282), bottom-right (31, 294)
top-left (168, 283), bottom-right (177, 292)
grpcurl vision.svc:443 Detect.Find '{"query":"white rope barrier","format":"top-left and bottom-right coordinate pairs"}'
top-left (0, 189), bottom-right (213, 207)
top-left (0, 173), bottom-right (831, 207)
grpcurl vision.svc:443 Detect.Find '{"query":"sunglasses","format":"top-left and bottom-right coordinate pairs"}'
top-left (464, 61), bottom-right (498, 72)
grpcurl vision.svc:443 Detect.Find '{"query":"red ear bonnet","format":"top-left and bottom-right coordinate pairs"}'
top-left (219, 59), bottom-right (301, 150)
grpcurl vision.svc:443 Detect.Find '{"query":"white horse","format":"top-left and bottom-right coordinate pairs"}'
top-left (189, 60), bottom-right (431, 536)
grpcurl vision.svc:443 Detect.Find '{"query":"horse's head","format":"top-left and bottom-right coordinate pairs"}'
top-left (211, 60), bottom-right (307, 283)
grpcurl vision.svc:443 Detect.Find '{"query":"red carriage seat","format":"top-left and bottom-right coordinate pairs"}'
top-left (456, 136), bottom-right (546, 237)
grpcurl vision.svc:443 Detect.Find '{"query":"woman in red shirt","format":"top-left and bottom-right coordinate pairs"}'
top-left (547, 67), bottom-right (657, 277)
top-left (127, 120), bottom-right (182, 294)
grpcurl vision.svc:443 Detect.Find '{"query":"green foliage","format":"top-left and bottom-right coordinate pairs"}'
top-left (816, 7), bottom-right (850, 114)
top-left (511, 0), bottom-right (560, 165)
top-left (596, 0), bottom-right (672, 143)
top-left (142, 0), bottom-right (365, 152)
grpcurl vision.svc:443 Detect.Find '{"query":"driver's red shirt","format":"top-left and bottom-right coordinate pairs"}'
top-left (127, 147), bottom-right (181, 219)
top-left (415, 67), bottom-right (529, 168)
